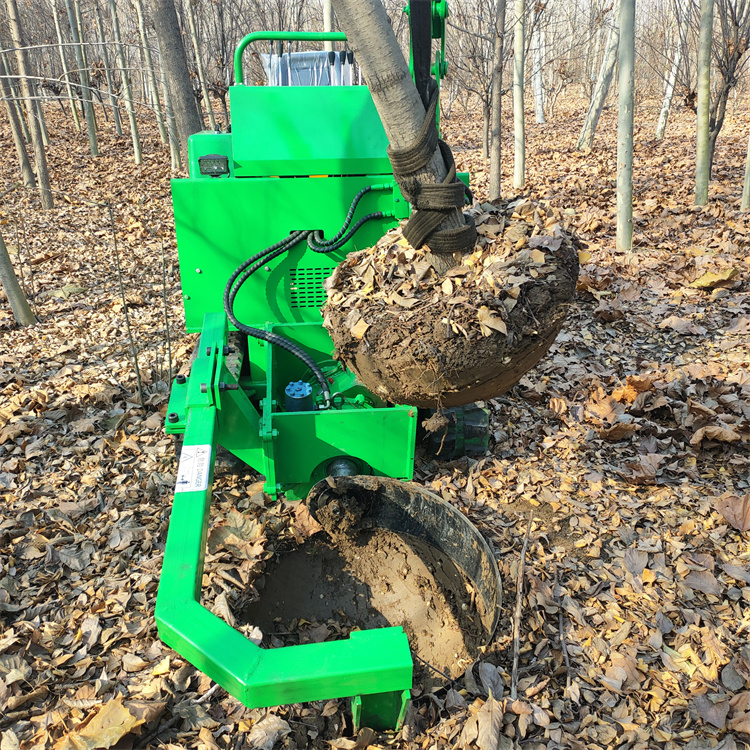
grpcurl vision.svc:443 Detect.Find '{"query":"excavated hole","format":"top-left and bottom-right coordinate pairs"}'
top-left (241, 526), bottom-right (486, 689)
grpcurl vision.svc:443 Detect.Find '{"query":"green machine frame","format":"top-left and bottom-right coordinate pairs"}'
top-left (158, 10), bottom-right (456, 731)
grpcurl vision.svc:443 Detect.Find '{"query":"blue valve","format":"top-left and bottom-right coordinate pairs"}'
top-left (285, 380), bottom-right (313, 412)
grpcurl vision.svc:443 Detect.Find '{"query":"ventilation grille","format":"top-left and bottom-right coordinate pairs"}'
top-left (289, 268), bottom-right (329, 309)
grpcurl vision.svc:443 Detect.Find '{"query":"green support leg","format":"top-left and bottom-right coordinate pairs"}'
top-left (157, 316), bottom-right (413, 728)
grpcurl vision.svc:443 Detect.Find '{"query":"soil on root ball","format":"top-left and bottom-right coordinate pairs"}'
top-left (323, 199), bottom-right (580, 407)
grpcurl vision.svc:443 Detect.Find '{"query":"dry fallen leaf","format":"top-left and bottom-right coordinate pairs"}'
top-left (55, 697), bottom-right (142, 750)
top-left (716, 494), bottom-right (750, 532)
top-left (477, 306), bottom-right (507, 337)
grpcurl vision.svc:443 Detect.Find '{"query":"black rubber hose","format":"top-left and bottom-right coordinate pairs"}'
top-left (223, 189), bottom-right (386, 410)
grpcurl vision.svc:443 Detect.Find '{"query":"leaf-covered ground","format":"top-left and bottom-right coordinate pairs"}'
top-left (1, 97), bottom-right (749, 750)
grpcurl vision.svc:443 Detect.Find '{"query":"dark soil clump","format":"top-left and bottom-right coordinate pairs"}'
top-left (323, 199), bottom-right (580, 407)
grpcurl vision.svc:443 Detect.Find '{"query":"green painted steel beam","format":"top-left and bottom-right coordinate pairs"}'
top-left (156, 362), bottom-right (413, 728)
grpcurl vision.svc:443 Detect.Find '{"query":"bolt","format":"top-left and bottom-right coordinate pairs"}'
top-left (205, 346), bottom-right (212, 356)
top-left (176, 374), bottom-right (186, 384)
top-left (184, 295), bottom-right (191, 301)
top-left (196, 268), bottom-right (202, 274)
top-left (218, 382), bottom-right (239, 391)
top-left (223, 345), bottom-right (235, 355)
top-left (264, 266), bottom-right (271, 272)
top-left (167, 412), bottom-right (179, 423)
top-left (200, 383), bottom-right (207, 393)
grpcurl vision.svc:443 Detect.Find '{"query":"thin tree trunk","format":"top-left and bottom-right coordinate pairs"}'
top-left (0, 50), bottom-right (31, 143)
top-left (513, 0), bottom-right (526, 190)
top-left (588, 19), bottom-right (604, 98)
top-left (616, 0), bottom-right (635, 252)
top-left (186, 0), bottom-right (215, 130)
top-left (51, 0), bottom-right (82, 131)
top-left (323, 0), bottom-right (334, 51)
top-left (488, 0), bottom-right (506, 201)
top-left (482, 100), bottom-right (490, 160)
top-left (133, 0), bottom-right (168, 142)
top-left (109, 0), bottom-right (142, 164)
top-left (531, 24), bottom-right (545, 124)
top-left (64, 0), bottom-right (99, 156)
top-left (94, 2), bottom-right (123, 136)
top-left (149, 0), bottom-right (203, 159)
top-left (694, 0), bottom-right (713, 205)
top-left (655, 8), bottom-right (689, 139)
top-left (6, 0), bottom-right (53, 209)
top-left (0, 59), bottom-right (35, 187)
top-left (578, 14), bottom-right (619, 150)
top-left (33, 83), bottom-right (51, 147)
top-left (742, 129), bottom-right (750, 210)
top-left (0, 229), bottom-right (36, 326)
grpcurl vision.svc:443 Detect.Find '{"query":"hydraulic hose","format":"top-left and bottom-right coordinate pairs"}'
top-left (223, 186), bottom-right (388, 410)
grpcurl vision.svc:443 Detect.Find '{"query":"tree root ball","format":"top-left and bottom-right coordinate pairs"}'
top-left (322, 200), bottom-right (581, 408)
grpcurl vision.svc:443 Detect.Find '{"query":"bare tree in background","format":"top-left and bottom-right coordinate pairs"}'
top-left (616, 0), bottom-right (635, 252)
top-left (63, 0), bottom-right (98, 156)
top-left (577, 3), bottom-right (618, 149)
top-left (109, 0), bottom-right (142, 163)
top-left (513, 0), bottom-right (526, 189)
top-left (705, 0), bottom-right (750, 169)
top-left (6, 0), bottom-right (54, 209)
top-left (149, 0), bottom-right (202, 159)
top-left (489, 0), bottom-right (508, 200)
top-left (0, 230), bottom-right (36, 326)
top-left (694, 0), bottom-right (713, 204)
top-left (0, 35), bottom-right (35, 187)
top-left (655, 0), bottom-right (690, 139)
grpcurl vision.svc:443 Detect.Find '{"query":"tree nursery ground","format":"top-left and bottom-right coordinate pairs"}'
top-left (1, 95), bottom-right (749, 750)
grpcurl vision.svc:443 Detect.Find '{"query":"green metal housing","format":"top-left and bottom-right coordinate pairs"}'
top-left (158, 17), bottom-right (467, 729)
top-left (159, 31), bottom-right (420, 728)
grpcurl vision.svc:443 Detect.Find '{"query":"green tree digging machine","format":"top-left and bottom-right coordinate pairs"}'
top-left (157, 1), bottom-right (500, 731)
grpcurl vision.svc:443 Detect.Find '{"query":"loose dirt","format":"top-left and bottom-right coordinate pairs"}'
top-left (242, 526), bottom-right (484, 686)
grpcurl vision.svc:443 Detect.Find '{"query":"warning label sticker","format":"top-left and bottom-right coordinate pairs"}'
top-left (175, 444), bottom-right (212, 493)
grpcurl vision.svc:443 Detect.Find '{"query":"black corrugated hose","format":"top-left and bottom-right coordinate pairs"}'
top-left (223, 186), bottom-right (384, 410)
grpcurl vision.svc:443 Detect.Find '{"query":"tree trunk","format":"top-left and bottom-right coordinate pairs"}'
top-left (186, 0), bottom-right (216, 130)
top-left (149, 0), bottom-right (203, 159)
top-left (482, 100), bottom-right (490, 160)
top-left (330, 0), bottom-right (468, 260)
top-left (64, 0), bottom-right (99, 156)
top-left (0, 49), bottom-right (31, 144)
top-left (694, 0), bottom-right (713, 205)
top-left (0, 230), bottom-right (36, 326)
top-left (109, 0), bottom-right (142, 164)
top-left (578, 14), bottom-right (619, 150)
top-left (133, 0), bottom-right (169, 143)
top-left (6, 0), bottom-right (53, 209)
top-left (742, 128), bottom-right (750, 211)
top-left (0, 57), bottom-right (35, 187)
top-left (94, 2), bottom-right (123, 136)
top-left (51, 0), bottom-right (82, 131)
top-left (655, 8), bottom-right (689, 140)
top-left (323, 0), bottom-right (334, 51)
top-left (159, 43), bottom-right (183, 170)
top-left (616, 0), bottom-right (635, 253)
top-left (513, 0), bottom-right (526, 190)
top-left (34, 83), bottom-right (51, 147)
top-left (488, 0), bottom-right (506, 201)
top-left (531, 23), bottom-right (545, 124)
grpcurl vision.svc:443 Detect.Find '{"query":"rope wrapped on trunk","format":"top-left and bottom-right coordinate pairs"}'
top-left (387, 82), bottom-right (476, 254)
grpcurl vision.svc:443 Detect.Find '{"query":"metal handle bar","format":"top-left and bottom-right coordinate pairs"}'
top-left (234, 31), bottom-right (348, 85)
